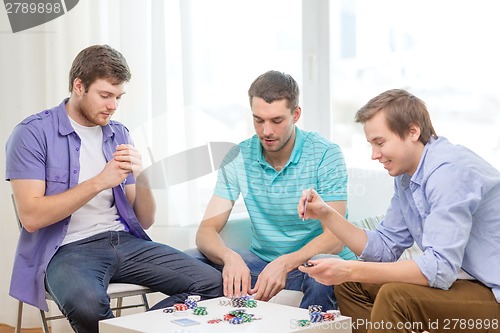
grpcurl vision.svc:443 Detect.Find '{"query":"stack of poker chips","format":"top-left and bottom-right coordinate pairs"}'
top-left (184, 295), bottom-right (200, 309)
top-left (231, 296), bottom-right (250, 307)
top-left (224, 308), bottom-right (256, 325)
top-left (162, 295), bottom-right (201, 315)
top-left (303, 305), bottom-right (341, 323)
top-left (308, 304), bottom-right (323, 323)
top-left (193, 306), bottom-right (208, 315)
top-left (298, 319), bottom-right (310, 327)
top-left (324, 309), bottom-right (341, 321)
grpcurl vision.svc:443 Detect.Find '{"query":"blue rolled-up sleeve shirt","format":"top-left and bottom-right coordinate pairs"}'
top-left (361, 137), bottom-right (500, 303)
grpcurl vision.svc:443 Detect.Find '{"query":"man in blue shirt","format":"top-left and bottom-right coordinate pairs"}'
top-left (190, 70), bottom-right (356, 311)
top-left (5, 45), bottom-right (222, 333)
top-left (299, 89), bottom-right (500, 333)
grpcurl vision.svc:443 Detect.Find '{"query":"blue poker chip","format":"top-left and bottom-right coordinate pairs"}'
top-left (310, 311), bottom-right (323, 323)
top-left (229, 316), bottom-right (244, 324)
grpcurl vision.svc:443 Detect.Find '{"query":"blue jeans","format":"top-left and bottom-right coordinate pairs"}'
top-left (45, 231), bottom-right (223, 333)
top-left (185, 248), bottom-right (337, 311)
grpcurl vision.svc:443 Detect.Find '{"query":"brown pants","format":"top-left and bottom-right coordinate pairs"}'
top-left (335, 280), bottom-right (500, 333)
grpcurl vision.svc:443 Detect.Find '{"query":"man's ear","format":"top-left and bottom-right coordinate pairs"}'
top-left (292, 106), bottom-right (301, 123)
top-left (72, 78), bottom-right (85, 96)
top-left (409, 123), bottom-right (421, 142)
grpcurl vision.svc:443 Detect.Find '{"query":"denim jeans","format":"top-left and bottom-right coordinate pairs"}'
top-left (185, 248), bottom-right (337, 311)
top-left (45, 231), bottom-right (223, 333)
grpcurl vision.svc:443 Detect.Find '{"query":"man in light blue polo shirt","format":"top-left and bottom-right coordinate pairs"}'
top-left (191, 70), bottom-right (355, 310)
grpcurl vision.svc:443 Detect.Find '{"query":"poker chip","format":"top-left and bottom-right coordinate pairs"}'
top-left (322, 313), bottom-right (335, 321)
top-left (308, 305), bottom-right (322, 314)
top-left (229, 309), bottom-right (246, 316)
top-left (298, 319), bottom-right (310, 327)
top-left (207, 319), bottom-right (222, 324)
top-left (188, 295), bottom-right (201, 302)
top-left (241, 313), bottom-right (254, 323)
top-left (326, 309), bottom-right (341, 318)
top-left (184, 298), bottom-right (198, 309)
top-left (173, 309), bottom-right (189, 316)
top-left (245, 299), bottom-right (257, 308)
top-left (231, 297), bottom-right (246, 307)
top-left (219, 299), bottom-right (232, 306)
top-left (310, 311), bottom-right (323, 323)
top-left (193, 306), bottom-right (208, 315)
top-left (223, 313), bottom-right (236, 321)
top-left (162, 307), bottom-right (175, 313)
top-left (229, 317), bottom-right (244, 324)
top-left (174, 303), bottom-right (188, 311)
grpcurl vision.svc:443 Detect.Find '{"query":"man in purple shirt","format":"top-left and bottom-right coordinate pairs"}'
top-left (5, 45), bottom-right (222, 333)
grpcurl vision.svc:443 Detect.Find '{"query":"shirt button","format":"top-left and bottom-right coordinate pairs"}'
top-left (73, 170), bottom-right (77, 174)
top-left (45, 111), bottom-right (49, 114)
top-left (76, 147), bottom-right (79, 151)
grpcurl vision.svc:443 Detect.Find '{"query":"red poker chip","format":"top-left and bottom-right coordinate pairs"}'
top-left (174, 303), bottom-right (188, 311)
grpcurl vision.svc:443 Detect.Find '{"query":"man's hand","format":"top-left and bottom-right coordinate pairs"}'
top-left (113, 144), bottom-right (143, 178)
top-left (97, 158), bottom-right (130, 190)
top-left (298, 188), bottom-right (333, 221)
top-left (250, 256), bottom-right (289, 301)
top-left (298, 257), bottom-right (350, 286)
top-left (221, 252), bottom-right (252, 298)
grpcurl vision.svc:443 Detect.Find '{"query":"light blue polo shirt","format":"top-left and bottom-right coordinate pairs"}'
top-left (215, 127), bottom-right (356, 262)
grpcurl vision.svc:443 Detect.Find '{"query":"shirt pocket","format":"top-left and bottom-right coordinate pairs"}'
top-left (46, 167), bottom-right (70, 184)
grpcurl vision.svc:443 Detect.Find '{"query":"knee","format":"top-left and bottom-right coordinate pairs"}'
top-left (374, 282), bottom-right (413, 311)
top-left (196, 267), bottom-right (224, 297)
top-left (62, 291), bottom-right (113, 331)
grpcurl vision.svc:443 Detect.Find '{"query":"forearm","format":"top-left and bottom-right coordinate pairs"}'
top-left (131, 185), bottom-right (156, 229)
top-left (285, 230), bottom-right (344, 270)
top-left (12, 178), bottom-right (104, 232)
top-left (350, 259), bottom-right (429, 286)
top-left (196, 226), bottom-right (238, 266)
top-left (322, 208), bottom-right (369, 256)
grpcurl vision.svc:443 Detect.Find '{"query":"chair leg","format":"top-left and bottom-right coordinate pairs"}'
top-left (39, 309), bottom-right (51, 333)
top-left (142, 294), bottom-right (150, 311)
top-left (15, 301), bottom-right (23, 333)
top-left (115, 297), bottom-right (123, 317)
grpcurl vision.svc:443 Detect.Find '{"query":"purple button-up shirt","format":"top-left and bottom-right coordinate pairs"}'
top-left (5, 99), bottom-right (151, 311)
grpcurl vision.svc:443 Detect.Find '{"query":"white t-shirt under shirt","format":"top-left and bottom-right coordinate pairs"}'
top-left (61, 117), bottom-right (125, 245)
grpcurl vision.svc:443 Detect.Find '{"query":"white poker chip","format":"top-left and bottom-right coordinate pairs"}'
top-left (173, 309), bottom-right (189, 316)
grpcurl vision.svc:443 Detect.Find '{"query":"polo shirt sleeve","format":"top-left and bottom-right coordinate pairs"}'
top-left (316, 144), bottom-right (348, 202)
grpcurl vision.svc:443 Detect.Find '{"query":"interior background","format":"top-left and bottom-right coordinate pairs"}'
top-left (1, 0), bottom-right (499, 329)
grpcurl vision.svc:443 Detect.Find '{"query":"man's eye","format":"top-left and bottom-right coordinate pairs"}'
top-left (273, 120), bottom-right (282, 124)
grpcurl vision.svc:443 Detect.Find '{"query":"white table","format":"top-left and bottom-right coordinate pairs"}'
top-left (99, 297), bottom-right (352, 333)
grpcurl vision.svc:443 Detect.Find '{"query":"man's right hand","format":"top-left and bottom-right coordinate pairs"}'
top-left (97, 158), bottom-right (131, 190)
top-left (221, 251), bottom-right (251, 298)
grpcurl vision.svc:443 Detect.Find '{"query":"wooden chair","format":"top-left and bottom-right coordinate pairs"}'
top-left (11, 195), bottom-right (154, 333)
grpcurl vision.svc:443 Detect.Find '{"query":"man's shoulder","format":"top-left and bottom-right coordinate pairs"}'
top-left (16, 100), bottom-right (67, 129)
top-left (301, 130), bottom-right (342, 151)
top-left (19, 107), bottom-right (57, 126)
top-left (108, 119), bottom-right (130, 131)
top-left (236, 135), bottom-right (258, 153)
